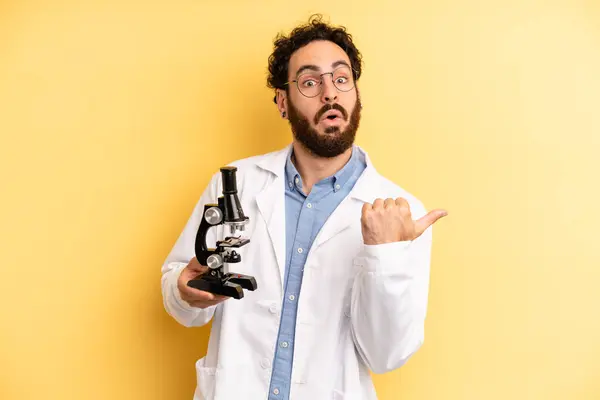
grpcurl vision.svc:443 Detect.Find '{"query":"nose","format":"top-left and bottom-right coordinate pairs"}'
top-left (320, 75), bottom-right (338, 103)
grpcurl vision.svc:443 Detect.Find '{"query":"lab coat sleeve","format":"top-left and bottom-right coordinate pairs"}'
top-left (349, 219), bottom-right (433, 374)
top-left (161, 172), bottom-right (224, 328)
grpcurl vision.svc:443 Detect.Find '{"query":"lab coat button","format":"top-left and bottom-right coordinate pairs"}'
top-left (269, 304), bottom-right (277, 314)
top-left (261, 358), bottom-right (271, 368)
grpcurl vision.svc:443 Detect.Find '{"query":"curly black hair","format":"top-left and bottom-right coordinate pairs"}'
top-left (267, 14), bottom-right (363, 103)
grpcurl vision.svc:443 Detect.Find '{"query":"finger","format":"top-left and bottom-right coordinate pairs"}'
top-left (180, 269), bottom-right (208, 287)
top-left (414, 209), bottom-right (448, 236)
top-left (395, 197), bottom-right (409, 208)
top-left (188, 262), bottom-right (209, 274)
top-left (182, 287), bottom-right (217, 302)
top-left (384, 198), bottom-right (395, 209)
top-left (394, 198), bottom-right (411, 217)
top-left (189, 298), bottom-right (227, 308)
top-left (181, 293), bottom-right (213, 307)
top-left (372, 198), bottom-right (384, 210)
top-left (192, 295), bottom-right (230, 307)
top-left (189, 268), bottom-right (209, 279)
top-left (362, 202), bottom-right (373, 215)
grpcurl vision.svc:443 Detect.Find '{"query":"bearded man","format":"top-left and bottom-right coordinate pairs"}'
top-left (161, 14), bottom-right (447, 400)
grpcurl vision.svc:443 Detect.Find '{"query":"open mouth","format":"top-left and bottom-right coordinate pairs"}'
top-left (321, 110), bottom-right (344, 121)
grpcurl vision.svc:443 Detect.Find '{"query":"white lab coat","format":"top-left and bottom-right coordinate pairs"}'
top-left (161, 144), bottom-right (433, 400)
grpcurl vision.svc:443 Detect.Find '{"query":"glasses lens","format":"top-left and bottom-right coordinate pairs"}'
top-left (296, 66), bottom-right (355, 97)
top-left (296, 73), bottom-right (322, 97)
top-left (332, 66), bottom-right (354, 92)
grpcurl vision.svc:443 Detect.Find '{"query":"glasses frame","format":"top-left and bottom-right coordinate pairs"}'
top-left (283, 65), bottom-right (358, 98)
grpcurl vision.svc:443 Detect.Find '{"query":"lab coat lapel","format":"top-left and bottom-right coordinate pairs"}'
top-left (311, 157), bottom-right (376, 250)
top-left (253, 144), bottom-right (378, 290)
top-left (310, 196), bottom-right (360, 250)
top-left (255, 145), bottom-right (292, 293)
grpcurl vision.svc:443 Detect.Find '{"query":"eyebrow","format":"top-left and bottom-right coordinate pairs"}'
top-left (294, 60), bottom-right (351, 77)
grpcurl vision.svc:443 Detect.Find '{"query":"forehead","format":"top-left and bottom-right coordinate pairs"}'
top-left (288, 40), bottom-right (351, 77)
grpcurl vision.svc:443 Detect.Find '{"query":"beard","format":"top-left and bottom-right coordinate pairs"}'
top-left (287, 93), bottom-right (361, 158)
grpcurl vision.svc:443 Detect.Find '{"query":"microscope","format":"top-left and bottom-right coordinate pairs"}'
top-left (187, 166), bottom-right (257, 299)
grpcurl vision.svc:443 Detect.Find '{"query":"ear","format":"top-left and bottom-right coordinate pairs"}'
top-left (276, 89), bottom-right (288, 119)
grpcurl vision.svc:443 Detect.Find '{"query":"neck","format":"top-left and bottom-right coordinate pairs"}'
top-left (291, 141), bottom-right (353, 194)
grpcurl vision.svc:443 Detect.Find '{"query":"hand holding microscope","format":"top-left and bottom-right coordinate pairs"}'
top-left (186, 166), bottom-right (257, 299)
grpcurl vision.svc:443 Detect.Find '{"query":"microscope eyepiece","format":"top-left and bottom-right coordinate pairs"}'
top-left (220, 166), bottom-right (238, 195)
top-left (219, 166), bottom-right (247, 224)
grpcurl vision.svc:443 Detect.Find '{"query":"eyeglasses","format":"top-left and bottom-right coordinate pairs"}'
top-left (284, 65), bottom-right (356, 98)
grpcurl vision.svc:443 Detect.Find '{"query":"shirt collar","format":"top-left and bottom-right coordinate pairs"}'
top-left (284, 144), bottom-right (362, 193)
top-left (285, 148), bottom-right (302, 191)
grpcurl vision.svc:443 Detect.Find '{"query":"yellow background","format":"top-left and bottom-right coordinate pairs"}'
top-left (1, 0), bottom-right (599, 399)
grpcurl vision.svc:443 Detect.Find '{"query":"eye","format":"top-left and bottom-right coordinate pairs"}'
top-left (302, 79), bottom-right (318, 87)
top-left (335, 77), bottom-right (348, 84)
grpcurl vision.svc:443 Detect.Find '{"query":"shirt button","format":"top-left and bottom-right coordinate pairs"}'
top-left (269, 304), bottom-right (277, 314)
top-left (261, 358), bottom-right (271, 368)
top-left (280, 341), bottom-right (288, 348)
top-left (288, 294), bottom-right (295, 301)
top-left (335, 184), bottom-right (341, 191)
top-left (273, 388), bottom-right (280, 395)
top-left (297, 248), bottom-right (303, 254)
top-left (306, 203), bottom-right (312, 208)
top-left (295, 177), bottom-right (299, 184)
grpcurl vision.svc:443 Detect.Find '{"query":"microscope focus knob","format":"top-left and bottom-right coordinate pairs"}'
top-left (207, 254), bottom-right (223, 269)
top-left (205, 207), bottom-right (223, 225)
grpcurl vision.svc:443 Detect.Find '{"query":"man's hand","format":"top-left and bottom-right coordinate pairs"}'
top-left (361, 197), bottom-right (447, 245)
top-left (177, 257), bottom-right (230, 308)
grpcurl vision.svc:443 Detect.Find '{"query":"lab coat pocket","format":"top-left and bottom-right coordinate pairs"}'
top-left (195, 358), bottom-right (217, 400)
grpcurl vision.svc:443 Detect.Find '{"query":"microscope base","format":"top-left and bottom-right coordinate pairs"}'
top-left (187, 272), bottom-right (257, 299)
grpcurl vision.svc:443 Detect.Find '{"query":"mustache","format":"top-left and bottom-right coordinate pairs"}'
top-left (313, 103), bottom-right (348, 125)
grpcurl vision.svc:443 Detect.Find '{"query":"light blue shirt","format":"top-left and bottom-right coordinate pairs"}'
top-left (267, 145), bottom-right (367, 399)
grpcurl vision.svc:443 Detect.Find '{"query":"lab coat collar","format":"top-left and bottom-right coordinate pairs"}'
top-left (256, 143), bottom-right (377, 204)
top-left (254, 143), bottom-right (379, 294)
